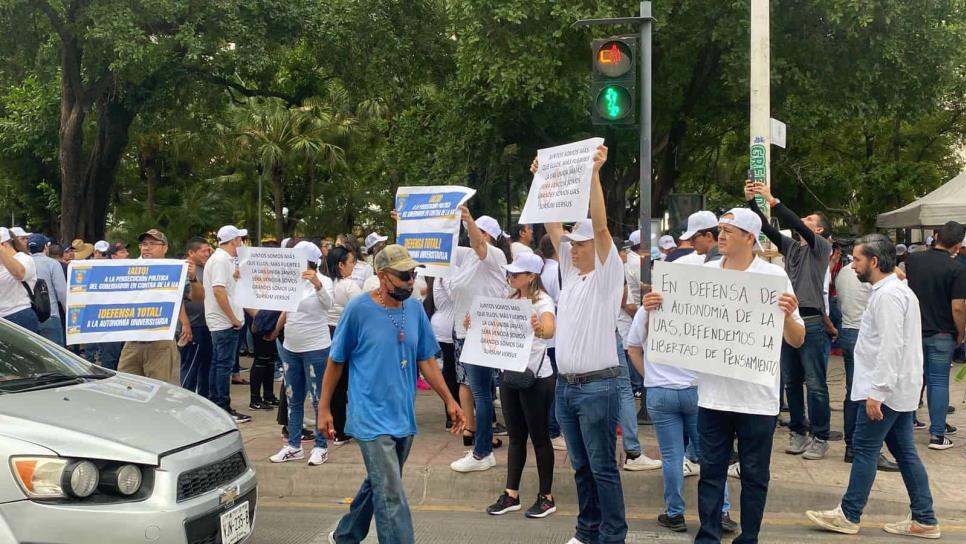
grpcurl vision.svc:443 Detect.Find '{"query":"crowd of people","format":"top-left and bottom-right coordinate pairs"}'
top-left (1, 144), bottom-right (963, 543)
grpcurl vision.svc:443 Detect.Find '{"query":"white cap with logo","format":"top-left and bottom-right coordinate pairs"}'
top-left (679, 211), bottom-right (719, 241)
top-left (561, 219), bottom-right (594, 243)
top-left (217, 225), bottom-right (249, 244)
top-left (719, 208), bottom-right (763, 251)
top-left (293, 241), bottom-right (322, 265)
top-left (474, 216), bottom-right (508, 240)
top-left (364, 232), bottom-right (389, 253)
top-left (658, 235), bottom-right (676, 250)
top-left (94, 240), bottom-right (110, 253)
top-left (503, 252), bottom-right (545, 275)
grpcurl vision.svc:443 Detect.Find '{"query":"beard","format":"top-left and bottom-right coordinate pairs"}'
top-left (856, 267), bottom-right (871, 283)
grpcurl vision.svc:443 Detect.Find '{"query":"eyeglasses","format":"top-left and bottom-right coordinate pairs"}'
top-left (387, 269), bottom-right (417, 282)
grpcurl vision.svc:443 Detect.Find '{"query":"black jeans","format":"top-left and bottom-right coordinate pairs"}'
top-left (250, 357), bottom-right (276, 403)
top-left (696, 408), bottom-right (776, 544)
top-left (439, 342), bottom-right (459, 421)
top-left (329, 324), bottom-right (351, 439)
top-left (501, 374), bottom-right (555, 496)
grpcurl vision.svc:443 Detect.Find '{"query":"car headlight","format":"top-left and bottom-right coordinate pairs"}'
top-left (64, 460), bottom-right (99, 498)
top-left (12, 457), bottom-right (69, 499)
top-left (100, 464), bottom-right (142, 496)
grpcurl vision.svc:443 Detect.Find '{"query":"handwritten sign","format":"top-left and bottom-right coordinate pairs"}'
top-left (395, 185), bottom-right (476, 278)
top-left (459, 297), bottom-right (533, 372)
top-left (66, 259), bottom-right (187, 345)
top-left (235, 247), bottom-right (306, 311)
top-left (518, 137), bottom-right (605, 224)
top-left (646, 261), bottom-right (786, 387)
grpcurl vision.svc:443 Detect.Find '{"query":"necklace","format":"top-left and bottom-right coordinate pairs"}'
top-left (376, 290), bottom-right (406, 343)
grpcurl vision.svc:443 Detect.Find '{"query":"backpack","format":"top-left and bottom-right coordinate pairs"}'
top-left (251, 310), bottom-right (281, 338)
top-left (22, 279), bottom-right (51, 322)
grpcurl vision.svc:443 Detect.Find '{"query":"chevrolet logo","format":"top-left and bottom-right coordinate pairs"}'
top-left (219, 485), bottom-right (240, 506)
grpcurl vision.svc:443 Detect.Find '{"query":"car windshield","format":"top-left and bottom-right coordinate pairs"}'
top-left (0, 320), bottom-right (110, 393)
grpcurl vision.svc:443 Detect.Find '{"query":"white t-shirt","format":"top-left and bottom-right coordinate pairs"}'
top-left (450, 245), bottom-right (508, 339)
top-left (203, 248), bottom-right (243, 332)
top-left (351, 260), bottom-right (374, 290)
top-left (518, 292), bottom-right (555, 378)
top-left (626, 309), bottom-right (696, 389)
top-left (0, 252), bottom-right (36, 317)
top-left (511, 241), bottom-right (533, 260)
top-left (695, 257), bottom-right (804, 416)
top-left (284, 272), bottom-right (335, 353)
top-left (672, 251), bottom-right (706, 266)
top-left (329, 277), bottom-right (362, 327)
top-left (431, 278), bottom-right (456, 343)
top-left (540, 259), bottom-right (561, 304)
top-left (556, 241), bottom-right (624, 374)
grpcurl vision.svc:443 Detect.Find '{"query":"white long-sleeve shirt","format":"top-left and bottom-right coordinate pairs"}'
top-left (851, 274), bottom-right (923, 412)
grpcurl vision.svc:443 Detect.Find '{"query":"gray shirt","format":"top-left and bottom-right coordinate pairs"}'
top-left (31, 254), bottom-right (67, 318)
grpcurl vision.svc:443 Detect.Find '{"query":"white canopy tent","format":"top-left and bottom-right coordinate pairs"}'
top-left (876, 170), bottom-right (966, 229)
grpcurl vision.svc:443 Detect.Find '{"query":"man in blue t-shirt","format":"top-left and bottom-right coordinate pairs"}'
top-left (319, 244), bottom-right (464, 544)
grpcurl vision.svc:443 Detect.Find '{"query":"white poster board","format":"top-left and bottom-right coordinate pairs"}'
top-left (459, 297), bottom-right (533, 372)
top-left (65, 259), bottom-right (187, 345)
top-left (518, 137), bottom-right (605, 224)
top-left (395, 185), bottom-right (476, 278)
top-left (234, 247), bottom-right (306, 312)
top-left (646, 261), bottom-right (786, 387)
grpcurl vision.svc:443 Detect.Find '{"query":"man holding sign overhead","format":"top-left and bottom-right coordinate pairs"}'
top-left (643, 208), bottom-right (805, 544)
top-left (537, 144), bottom-right (629, 544)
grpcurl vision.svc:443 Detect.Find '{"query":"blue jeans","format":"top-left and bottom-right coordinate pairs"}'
top-left (334, 435), bottom-right (415, 544)
top-left (829, 297), bottom-right (842, 349)
top-left (782, 318), bottom-right (832, 440)
top-left (86, 342), bottom-right (124, 370)
top-left (210, 328), bottom-right (240, 411)
top-left (282, 347), bottom-right (329, 450)
top-left (628, 354), bottom-right (644, 394)
top-left (839, 328), bottom-right (860, 446)
top-left (923, 334), bottom-right (955, 436)
top-left (696, 408), bottom-right (776, 544)
top-left (180, 326), bottom-right (212, 398)
top-left (465, 362), bottom-right (496, 458)
top-left (38, 315), bottom-right (65, 346)
top-left (3, 307), bottom-right (39, 333)
top-left (840, 403), bottom-right (936, 525)
top-left (556, 376), bottom-right (626, 544)
top-left (648, 387), bottom-right (730, 517)
top-left (615, 331), bottom-right (641, 455)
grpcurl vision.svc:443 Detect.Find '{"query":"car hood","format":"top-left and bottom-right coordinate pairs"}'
top-left (0, 374), bottom-right (236, 465)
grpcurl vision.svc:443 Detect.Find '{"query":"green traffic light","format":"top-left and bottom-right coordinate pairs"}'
top-left (604, 87), bottom-right (622, 118)
top-left (596, 85), bottom-right (631, 120)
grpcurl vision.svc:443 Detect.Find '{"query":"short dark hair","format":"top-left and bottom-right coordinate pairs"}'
top-left (936, 221), bottom-right (965, 249)
top-left (856, 233), bottom-right (896, 274)
top-left (48, 243), bottom-right (63, 258)
top-left (536, 234), bottom-right (556, 259)
top-left (185, 236), bottom-right (210, 253)
top-left (813, 212), bottom-right (832, 238)
top-left (515, 224), bottom-right (532, 241)
top-left (696, 227), bottom-right (719, 241)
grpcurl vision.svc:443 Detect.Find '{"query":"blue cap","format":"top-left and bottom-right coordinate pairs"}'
top-left (28, 233), bottom-right (49, 254)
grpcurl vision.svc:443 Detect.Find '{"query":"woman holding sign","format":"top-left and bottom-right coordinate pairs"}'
top-left (270, 241), bottom-right (335, 467)
top-left (478, 252), bottom-right (558, 519)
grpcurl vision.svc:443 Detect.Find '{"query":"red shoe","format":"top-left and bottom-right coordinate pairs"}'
top-left (416, 376), bottom-right (431, 391)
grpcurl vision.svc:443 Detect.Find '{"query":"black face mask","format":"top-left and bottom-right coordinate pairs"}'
top-left (388, 284), bottom-right (413, 302)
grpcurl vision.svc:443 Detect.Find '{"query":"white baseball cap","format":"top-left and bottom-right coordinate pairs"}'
top-left (217, 225), bottom-right (248, 244)
top-left (10, 227), bottom-right (30, 237)
top-left (679, 211), bottom-right (719, 241)
top-left (503, 252), bottom-right (544, 275)
top-left (475, 216), bottom-right (508, 240)
top-left (94, 240), bottom-right (110, 253)
top-left (895, 243), bottom-right (908, 256)
top-left (364, 232), bottom-right (388, 253)
top-left (0, 228), bottom-right (10, 244)
top-left (719, 208), bottom-right (763, 251)
top-left (658, 235), bottom-right (676, 250)
top-left (628, 229), bottom-right (642, 248)
top-left (561, 219), bottom-right (594, 243)
top-left (293, 241), bottom-right (322, 265)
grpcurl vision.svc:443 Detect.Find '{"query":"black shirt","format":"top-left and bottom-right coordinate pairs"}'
top-left (905, 248), bottom-right (966, 336)
top-left (665, 248), bottom-right (695, 262)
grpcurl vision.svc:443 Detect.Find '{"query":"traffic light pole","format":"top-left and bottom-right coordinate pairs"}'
top-left (575, 2), bottom-right (655, 290)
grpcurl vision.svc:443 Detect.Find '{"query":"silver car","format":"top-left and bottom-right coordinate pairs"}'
top-left (0, 321), bottom-right (257, 544)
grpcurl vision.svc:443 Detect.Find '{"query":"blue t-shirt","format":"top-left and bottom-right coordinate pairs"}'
top-left (330, 293), bottom-right (439, 440)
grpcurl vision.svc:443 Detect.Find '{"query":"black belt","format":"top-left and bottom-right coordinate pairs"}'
top-left (559, 367), bottom-right (620, 385)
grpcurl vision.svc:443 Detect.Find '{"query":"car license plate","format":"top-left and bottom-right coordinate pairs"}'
top-left (220, 501), bottom-right (250, 544)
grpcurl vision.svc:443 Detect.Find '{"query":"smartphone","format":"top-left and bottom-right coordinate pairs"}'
top-left (746, 168), bottom-right (755, 183)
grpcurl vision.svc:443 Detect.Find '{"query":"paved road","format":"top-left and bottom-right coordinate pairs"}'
top-left (253, 503), bottom-right (964, 543)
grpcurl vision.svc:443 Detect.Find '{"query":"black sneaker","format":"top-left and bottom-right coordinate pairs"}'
top-left (721, 512), bottom-right (738, 534)
top-left (249, 402), bottom-right (273, 410)
top-left (493, 422), bottom-right (508, 436)
top-left (945, 423), bottom-right (957, 435)
top-left (929, 435), bottom-right (954, 450)
top-left (300, 429), bottom-right (315, 441)
top-left (658, 513), bottom-right (687, 532)
top-left (265, 398), bottom-right (280, 407)
top-left (524, 494), bottom-right (557, 519)
top-left (948, 405), bottom-right (956, 414)
top-left (230, 410), bottom-right (252, 424)
top-left (914, 419), bottom-right (927, 431)
top-left (486, 493), bottom-right (521, 515)
top-left (281, 426), bottom-right (289, 438)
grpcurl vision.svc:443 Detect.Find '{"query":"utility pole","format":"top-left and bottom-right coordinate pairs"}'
top-left (749, 0), bottom-right (771, 233)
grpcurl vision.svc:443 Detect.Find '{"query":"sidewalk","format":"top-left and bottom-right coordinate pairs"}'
top-left (237, 356), bottom-right (966, 521)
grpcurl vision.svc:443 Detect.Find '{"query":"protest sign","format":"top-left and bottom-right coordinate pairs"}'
top-left (518, 137), bottom-right (605, 224)
top-left (395, 185), bottom-right (476, 277)
top-left (645, 261), bottom-right (786, 387)
top-left (234, 247), bottom-right (306, 312)
top-left (459, 296), bottom-right (533, 372)
top-left (66, 259), bottom-right (187, 345)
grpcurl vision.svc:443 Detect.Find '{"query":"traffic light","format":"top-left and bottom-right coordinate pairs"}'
top-left (591, 37), bottom-right (637, 125)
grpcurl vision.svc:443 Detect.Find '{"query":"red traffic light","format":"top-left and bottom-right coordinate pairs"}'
top-left (594, 40), bottom-right (633, 78)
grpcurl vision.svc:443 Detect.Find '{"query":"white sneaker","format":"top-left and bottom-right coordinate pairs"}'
top-left (564, 538), bottom-right (586, 544)
top-left (270, 445), bottom-right (304, 463)
top-left (450, 451), bottom-right (496, 473)
top-left (623, 453), bottom-right (662, 471)
top-left (308, 447), bottom-right (329, 466)
top-left (728, 462), bottom-right (741, 479)
top-left (328, 531), bottom-right (336, 544)
top-left (805, 504), bottom-right (860, 535)
top-left (683, 459), bottom-right (699, 478)
top-left (551, 436), bottom-right (567, 451)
